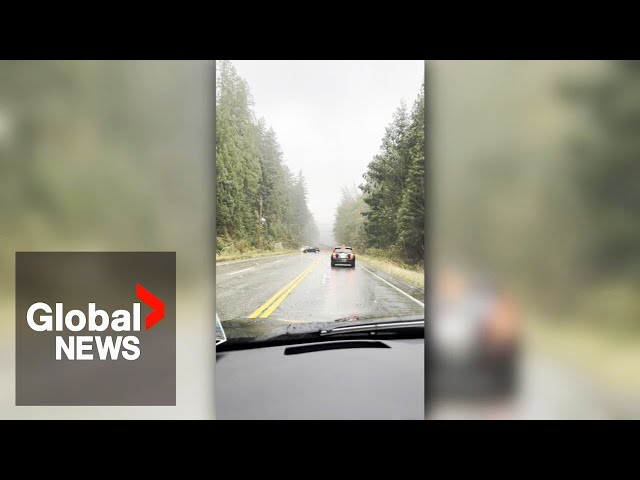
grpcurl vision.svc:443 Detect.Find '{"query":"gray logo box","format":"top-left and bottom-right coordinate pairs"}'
top-left (16, 252), bottom-right (176, 406)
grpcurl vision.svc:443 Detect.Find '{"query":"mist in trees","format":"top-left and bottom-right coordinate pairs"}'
top-left (430, 59), bottom-right (640, 337)
top-left (566, 61), bottom-right (640, 281)
top-left (332, 185), bottom-right (367, 250)
top-left (216, 61), bottom-right (318, 252)
top-left (332, 83), bottom-right (425, 264)
top-left (0, 61), bottom-right (211, 279)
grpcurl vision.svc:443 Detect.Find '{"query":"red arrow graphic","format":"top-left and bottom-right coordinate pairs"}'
top-left (136, 283), bottom-right (165, 330)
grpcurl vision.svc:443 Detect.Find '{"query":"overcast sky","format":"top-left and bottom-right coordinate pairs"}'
top-left (231, 60), bottom-right (424, 243)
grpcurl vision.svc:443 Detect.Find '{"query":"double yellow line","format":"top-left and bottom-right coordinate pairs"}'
top-left (248, 260), bottom-right (320, 319)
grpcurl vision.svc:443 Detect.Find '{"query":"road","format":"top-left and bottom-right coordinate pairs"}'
top-left (428, 345), bottom-right (640, 420)
top-left (216, 253), bottom-right (640, 419)
top-left (215, 251), bottom-right (425, 325)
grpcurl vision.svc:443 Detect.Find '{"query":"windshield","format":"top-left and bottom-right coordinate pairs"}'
top-left (216, 60), bottom-right (425, 347)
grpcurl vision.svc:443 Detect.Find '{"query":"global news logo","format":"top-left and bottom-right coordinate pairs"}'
top-left (25, 284), bottom-right (164, 361)
top-left (16, 252), bottom-right (176, 406)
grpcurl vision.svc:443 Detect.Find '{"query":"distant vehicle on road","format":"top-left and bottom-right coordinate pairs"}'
top-left (331, 245), bottom-right (355, 268)
top-left (301, 246), bottom-right (320, 253)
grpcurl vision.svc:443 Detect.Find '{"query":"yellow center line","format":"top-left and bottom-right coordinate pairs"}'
top-left (247, 260), bottom-right (319, 319)
top-left (261, 261), bottom-right (319, 318)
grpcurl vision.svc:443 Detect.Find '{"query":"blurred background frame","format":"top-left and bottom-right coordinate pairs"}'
top-left (0, 60), bottom-right (215, 419)
top-left (430, 60), bottom-right (640, 419)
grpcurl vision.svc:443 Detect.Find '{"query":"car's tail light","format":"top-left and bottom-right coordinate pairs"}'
top-left (484, 294), bottom-right (520, 349)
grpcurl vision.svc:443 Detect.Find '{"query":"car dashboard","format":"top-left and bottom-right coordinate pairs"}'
top-left (215, 337), bottom-right (424, 420)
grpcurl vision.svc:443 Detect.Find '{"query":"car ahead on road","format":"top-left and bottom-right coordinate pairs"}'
top-left (331, 246), bottom-right (355, 268)
top-left (301, 246), bottom-right (320, 253)
top-left (432, 265), bottom-right (521, 399)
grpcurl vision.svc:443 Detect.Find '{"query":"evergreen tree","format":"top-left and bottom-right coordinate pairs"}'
top-left (570, 61), bottom-right (640, 277)
top-left (333, 185), bottom-right (368, 251)
top-left (361, 101), bottom-right (411, 248)
top-left (357, 87), bottom-right (425, 263)
top-left (256, 121), bottom-right (290, 244)
top-left (216, 60), bottom-right (315, 251)
top-left (397, 83), bottom-right (425, 262)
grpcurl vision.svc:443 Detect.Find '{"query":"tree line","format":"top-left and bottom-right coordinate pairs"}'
top-left (431, 60), bottom-right (640, 333)
top-left (332, 83), bottom-right (425, 265)
top-left (216, 60), bottom-right (318, 253)
top-left (0, 61), bottom-right (211, 279)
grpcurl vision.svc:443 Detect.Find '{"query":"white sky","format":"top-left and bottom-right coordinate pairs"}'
top-left (230, 60), bottom-right (424, 241)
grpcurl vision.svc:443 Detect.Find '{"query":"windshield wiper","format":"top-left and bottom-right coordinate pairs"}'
top-left (319, 319), bottom-right (424, 337)
top-left (218, 316), bottom-right (425, 351)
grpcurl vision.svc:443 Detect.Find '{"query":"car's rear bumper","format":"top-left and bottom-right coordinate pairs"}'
top-left (432, 344), bottom-right (520, 397)
top-left (332, 259), bottom-right (354, 265)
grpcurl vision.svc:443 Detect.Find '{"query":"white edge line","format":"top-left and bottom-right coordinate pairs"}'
top-left (361, 266), bottom-right (425, 307)
top-left (271, 259), bottom-right (283, 265)
top-left (226, 266), bottom-right (255, 276)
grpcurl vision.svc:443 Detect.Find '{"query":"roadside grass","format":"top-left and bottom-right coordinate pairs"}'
top-left (528, 318), bottom-right (640, 397)
top-left (216, 249), bottom-right (298, 264)
top-left (357, 254), bottom-right (424, 290)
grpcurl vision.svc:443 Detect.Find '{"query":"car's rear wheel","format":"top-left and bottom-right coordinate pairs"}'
top-left (491, 346), bottom-right (519, 397)
top-left (351, 260), bottom-right (356, 268)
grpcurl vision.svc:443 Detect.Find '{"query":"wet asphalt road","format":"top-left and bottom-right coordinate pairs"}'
top-left (215, 251), bottom-right (424, 324)
top-left (428, 345), bottom-right (640, 420)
